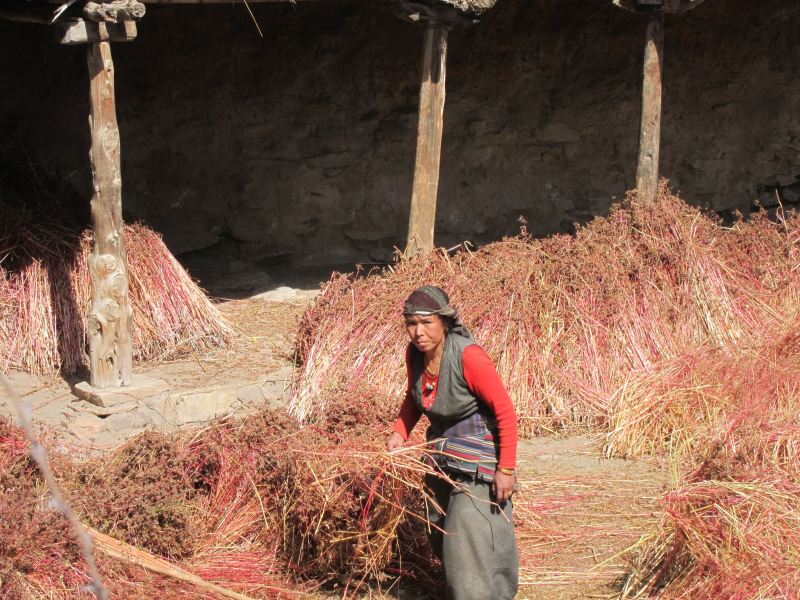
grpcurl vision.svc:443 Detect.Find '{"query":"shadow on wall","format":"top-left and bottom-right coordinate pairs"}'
top-left (0, 0), bottom-right (798, 271)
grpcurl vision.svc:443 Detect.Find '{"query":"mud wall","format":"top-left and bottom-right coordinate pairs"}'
top-left (1, 0), bottom-right (798, 266)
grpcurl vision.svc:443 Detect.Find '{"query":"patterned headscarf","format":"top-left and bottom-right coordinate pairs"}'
top-left (403, 285), bottom-right (453, 316)
top-left (403, 286), bottom-right (473, 339)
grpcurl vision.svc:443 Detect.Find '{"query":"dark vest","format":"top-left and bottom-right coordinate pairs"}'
top-left (409, 332), bottom-right (500, 481)
top-left (409, 332), bottom-right (480, 427)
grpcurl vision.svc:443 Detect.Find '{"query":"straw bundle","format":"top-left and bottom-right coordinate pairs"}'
top-left (604, 317), bottom-right (800, 460)
top-left (621, 474), bottom-right (800, 598)
top-left (0, 214), bottom-right (233, 375)
top-left (290, 185), bottom-right (800, 436)
top-left (182, 402), bottom-right (438, 590)
top-left (618, 406), bottom-right (800, 598)
top-left (0, 419), bottom-right (87, 598)
top-left (283, 186), bottom-right (800, 596)
top-left (610, 318), bottom-right (800, 596)
top-left (0, 402), bottom-right (445, 598)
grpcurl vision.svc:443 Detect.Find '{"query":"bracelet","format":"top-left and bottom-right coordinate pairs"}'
top-left (496, 467), bottom-right (515, 476)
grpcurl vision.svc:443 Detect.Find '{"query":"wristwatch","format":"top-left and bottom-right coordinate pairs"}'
top-left (496, 467), bottom-right (515, 476)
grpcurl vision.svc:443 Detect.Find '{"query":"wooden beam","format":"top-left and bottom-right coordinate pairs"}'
top-left (635, 12), bottom-right (664, 203)
top-left (664, 0), bottom-right (709, 14)
top-left (58, 19), bottom-right (137, 44)
top-left (394, 1), bottom-right (475, 27)
top-left (406, 24), bottom-right (449, 257)
top-left (613, 0), bottom-right (709, 15)
top-left (0, 4), bottom-right (53, 24)
top-left (86, 41), bottom-right (133, 389)
top-left (129, 0), bottom-right (337, 3)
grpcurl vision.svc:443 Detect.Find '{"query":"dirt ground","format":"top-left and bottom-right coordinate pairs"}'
top-left (1, 281), bottom-right (668, 599)
top-left (514, 437), bottom-right (667, 599)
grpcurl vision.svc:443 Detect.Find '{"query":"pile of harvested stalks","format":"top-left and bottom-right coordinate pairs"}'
top-left (612, 319), bottom-right (800, 597)
top-left (286, 183), bottom-right (800, 595)
top-left (4, 183), bottom-right (799, 597)
top-left (622, 475), bottom-right (800, 598)
top-left (605, 318), bottom-right (800, 460)
top-left (290, 184), bottom-right (800, 437)
top-left (0, 399), bottom-right (455, 598)
top-left (0, 211), bottom-right (233, 375)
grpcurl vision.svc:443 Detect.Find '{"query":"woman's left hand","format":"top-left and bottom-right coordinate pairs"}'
top-left (492, 470), bottom-right (516, 504)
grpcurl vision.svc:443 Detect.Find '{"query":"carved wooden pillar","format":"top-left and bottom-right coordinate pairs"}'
top-left (86, 41), bottom-right (133, 388)
top-left (406, 24), bottom-right (449, 257)
top-left (56, 3), bottom-right (144, 388)
top-left (635, 12), bottom-right (664, 203)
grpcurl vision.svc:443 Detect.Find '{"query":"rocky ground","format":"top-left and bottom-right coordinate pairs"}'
top-left (1, 273), bottom-right (667, 599)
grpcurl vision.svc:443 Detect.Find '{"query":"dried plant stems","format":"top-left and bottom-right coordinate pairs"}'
top-left (90, 527), bottom-right (261, 600)
top-left (0, 218), bottom-right (233, 375)
top-left (0, 373), bottom-right (108, 600)
top-left (621, 478), bottom-right (800, 598)
top-left (285, 183), bottom-right (800, 596)
top-left (289, 184), bottom-right (800, 438)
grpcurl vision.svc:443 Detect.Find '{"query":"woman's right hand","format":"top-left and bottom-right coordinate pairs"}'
top-left (386, 432), bottom-right (405, 453)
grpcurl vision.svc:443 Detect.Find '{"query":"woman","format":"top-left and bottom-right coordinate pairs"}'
top-left (386, 285), bottom-right (519, 600)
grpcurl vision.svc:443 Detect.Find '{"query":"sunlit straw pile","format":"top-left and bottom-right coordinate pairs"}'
top-left (618, 421), bottom-right (800, 599)
top-left (605, 321), bottom-right (800, 460)
top-left (599, 244), bottom-right (800, 597)
top-left (621, 477), bottom-right (800, 599)
top-left (290, 184), bottom-right (800, 437)
top-left (0, 212), bottom-right (233, 375)
top-left (287, 183), bottom-right (800, 596)
top-left (0, 420), bottom-right (300, 599)
top-left (610, 318), bottom-right (800, 597)
top-left (0, 399), bottom-right (452, 598)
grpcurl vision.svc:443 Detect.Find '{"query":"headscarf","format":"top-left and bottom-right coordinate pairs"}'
top-left (403, 285), bottom-right (473, 340)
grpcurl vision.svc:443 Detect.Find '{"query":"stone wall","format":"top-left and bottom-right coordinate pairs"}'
top-left (1, 0), bottom-right (798, 266)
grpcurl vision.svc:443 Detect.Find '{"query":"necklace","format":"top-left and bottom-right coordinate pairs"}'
top-left (424, 363), bottom-right (439, 377)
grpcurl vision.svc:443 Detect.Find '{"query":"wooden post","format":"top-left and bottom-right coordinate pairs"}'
top-left (86, 41), bottom-right (133, 388)
top-left (405, 25), bottom-right (449, 257)
top-left (635, 12), bottom-right (664, 203)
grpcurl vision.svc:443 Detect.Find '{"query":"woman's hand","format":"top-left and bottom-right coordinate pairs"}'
top-left (492, 470), bottom-right (516, 504)
top-left (386, 432), bottom-right (405, 453)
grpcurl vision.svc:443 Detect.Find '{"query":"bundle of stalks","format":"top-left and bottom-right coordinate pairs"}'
top-left (185, 401), bottom-right (440, 591)
top-left (611, 319), bottom-right (800, 597)
top-left (615, 408), bottom-right (800, 598)
top-left (0, 400), bottom-right (451, 598)
top-left (621, 474), bottom-right (800, 599)
top-left (0, 418), bottom-right (88, 599)
top-left (605, 317), bottom-right (800, 460)
top-left (290, 184), bottom-right (800, 435)
top-left (0, 211), bottom-right (233, 375)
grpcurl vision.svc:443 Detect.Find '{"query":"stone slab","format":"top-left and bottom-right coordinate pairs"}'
top-left (234, 367), bottom-right (293, 408)
top-left (68, 398), bottom-right (139, 416)
top-left (66, 407), bottom-right (159, 449)
top-left (162, 389), bottom-right (240, 427)
top-left (73, 375), bottom-right (168, 408)
top-left (254, 287), bottom-right (319, 303)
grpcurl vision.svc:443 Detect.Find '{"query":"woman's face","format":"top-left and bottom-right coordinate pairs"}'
top-left (404, 314), bottom-right (446, 354)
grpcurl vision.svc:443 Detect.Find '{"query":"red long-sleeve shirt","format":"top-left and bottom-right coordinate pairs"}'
top-left (393, 345), bottom-right (518, 469)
